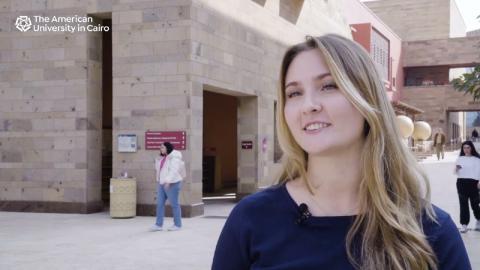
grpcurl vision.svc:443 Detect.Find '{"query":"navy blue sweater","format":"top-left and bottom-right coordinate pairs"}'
top-left (212, 184), bottom-right (471, 270)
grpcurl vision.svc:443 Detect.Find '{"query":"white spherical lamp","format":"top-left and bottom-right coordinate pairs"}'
top-left (412, 121), bottom-right (431, 140)
top-left (396, 115), bottom-right (414, 139)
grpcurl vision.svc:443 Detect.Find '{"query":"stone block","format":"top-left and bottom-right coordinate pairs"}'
top-left (131, 82), bottom-right (154, 96)
top-left (3, 119), bottom-right (32, 132)
top-left (22, 149), bottom-right (43, 162)
top-left (22, 69), bottom-right (44, 81)
top-left (1, 150), bottom-right (22, 163)
top-left (21, 187), bottom-right (44, 201)
top-left (75, 117), bottom-right (96, 130)
top-left (54, 137), bottom-right (74, 150)
top-left (43, 187), bottom-right (64, 201)
top-left (113, 117), bottom-right (144, 130)
top-left (54, 118), bottom-right (76, 131)
top-left (65, 66), bottom-right (87, 80)
top-left (63, 187), bottom-right (86, 202)
top-left (239, 166), bottom-right (256, 178)
top-left (1, 88), bottom-right (23, 99)
top-left (129, 42), bottom-right (154, 57)
top-left (44, 67), bottom-right (66, 81)
top-left (43, 48), bottom-right (65, 61)
top-left (32, 119), bottom-right (55, 131)
top-left (131, 63), bottom-right (157, 76)
top-left (117, 10), bottom-right (143, 24)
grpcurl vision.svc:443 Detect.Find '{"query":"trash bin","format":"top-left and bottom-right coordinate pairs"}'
top-left (110, 178), bottom-right (136, 218)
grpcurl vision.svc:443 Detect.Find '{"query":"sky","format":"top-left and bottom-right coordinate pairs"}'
top-left (455, 0), bottom-right (480, 31)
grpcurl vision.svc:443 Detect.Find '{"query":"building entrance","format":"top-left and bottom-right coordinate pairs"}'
top-left (202, 91), bottom-right (238, 197)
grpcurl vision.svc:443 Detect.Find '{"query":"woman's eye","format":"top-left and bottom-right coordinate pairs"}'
top-left (320, 83), bottom-right (338, 91)
top-left (286, 91), bottom-right (301, 98)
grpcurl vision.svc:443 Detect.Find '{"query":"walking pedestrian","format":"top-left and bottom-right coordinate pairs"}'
top-left (151, 142), bottom-right (186, 231)
top-left (433, 128), bottom-right (446, 160)
top-left (455, 140), bottom-right (480, 233)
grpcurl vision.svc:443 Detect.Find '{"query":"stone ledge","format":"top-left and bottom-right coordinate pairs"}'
top-left (0, 200), bottom-right (103, 214)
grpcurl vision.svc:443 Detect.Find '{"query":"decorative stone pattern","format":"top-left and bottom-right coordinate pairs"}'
top-left (0, 0), bottom-right (349, 216)
top-left (402, 37), bottom-right (480, 67)
top-left (365, 0), bottom-right (451, 42)
top-left (0, 4), bottom-right (95, 208)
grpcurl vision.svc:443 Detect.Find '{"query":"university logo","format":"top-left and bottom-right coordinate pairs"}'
top-left (15, 16), bottom-right (32, 32)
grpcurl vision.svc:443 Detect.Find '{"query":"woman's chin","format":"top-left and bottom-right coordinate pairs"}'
top-left (302, 145), bottom-right (334, 156)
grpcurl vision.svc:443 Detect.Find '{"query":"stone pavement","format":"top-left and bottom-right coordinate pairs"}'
top-left (1, 152), bottom-right (479, 270)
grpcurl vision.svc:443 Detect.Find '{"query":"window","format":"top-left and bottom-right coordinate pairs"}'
top-left (370, 29), bottom-right (389, 81)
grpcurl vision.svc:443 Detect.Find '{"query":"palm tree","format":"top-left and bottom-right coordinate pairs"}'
top-left (451, 65), bottom-right (480, 101)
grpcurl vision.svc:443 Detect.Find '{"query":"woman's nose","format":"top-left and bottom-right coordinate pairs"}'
top-left (302, 94), bottom-right (322, 114)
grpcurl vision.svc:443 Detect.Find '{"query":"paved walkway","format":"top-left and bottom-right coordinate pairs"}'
top-left (420, 150), bottom-right (480, 269)
top-left (1, 152), bottom-right (479, 270)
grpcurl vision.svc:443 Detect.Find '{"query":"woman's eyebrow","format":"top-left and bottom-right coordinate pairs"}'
top-left (285, 81), bottom-right (299, 89)
top-left (285, 73), bottom-right (332, 89)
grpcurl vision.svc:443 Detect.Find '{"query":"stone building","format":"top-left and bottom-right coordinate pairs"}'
top-left (4, 0), bottom-right (475, 217)
top-left (365, 0), bottom-right (480, 142)
top-left (0, 0), bottom-right (351, 216)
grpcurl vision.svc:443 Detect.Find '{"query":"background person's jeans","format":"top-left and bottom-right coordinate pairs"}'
top-left (156, 181), bottom-right (182, 227)
top-left (457, 178), bottom-right (480, 225)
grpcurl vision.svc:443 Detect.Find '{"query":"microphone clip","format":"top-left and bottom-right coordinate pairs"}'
top-left (295, 203), bottom-right (312, 225)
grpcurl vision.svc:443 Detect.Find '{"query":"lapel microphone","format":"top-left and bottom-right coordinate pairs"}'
top-left (295, 203), bottom-right (312, 225)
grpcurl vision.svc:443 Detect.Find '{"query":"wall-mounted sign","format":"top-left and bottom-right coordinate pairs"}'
top-left (241, 140), bottom-right (253, 150)
top-left (118, 134), bottom-right (137, 153)
top-left (146, 131), bottom-right (186, 150)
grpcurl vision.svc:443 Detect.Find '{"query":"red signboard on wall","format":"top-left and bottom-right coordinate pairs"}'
top-left (145, 131), bottom-right (186, 150)
top-left (241, 141), bottom-right (253, 149)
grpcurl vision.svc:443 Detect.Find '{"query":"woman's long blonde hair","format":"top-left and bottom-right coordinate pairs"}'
top-left (276, 34), bottom-right (437, 270)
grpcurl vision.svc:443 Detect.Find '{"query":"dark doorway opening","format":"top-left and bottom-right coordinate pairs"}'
top-left (101, 18), bottom-right (112, 206)
top-left (202, 91), bottom-right (238, 198)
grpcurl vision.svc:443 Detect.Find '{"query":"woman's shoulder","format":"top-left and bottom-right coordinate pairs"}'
top-left (422, 205), bottom-right (471, 268)
top-left (230, 184), bottom-right (287, 217)
top-left (422, 205), bottom-right (458, 242)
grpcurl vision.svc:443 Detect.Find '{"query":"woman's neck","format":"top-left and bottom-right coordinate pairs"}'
top-left (287, 142), bottom-right (362, 216)
top-left (301, 144), bottom-right (364, 215)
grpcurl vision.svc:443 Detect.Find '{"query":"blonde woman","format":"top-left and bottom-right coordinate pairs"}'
top-left (212, 35), bottom-right (470, 269)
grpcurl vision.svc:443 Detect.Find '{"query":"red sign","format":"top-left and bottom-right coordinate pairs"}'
top-left (145, 131), bottom-right (186, 150)
top-left (241, 141), bottom-right (253, 149)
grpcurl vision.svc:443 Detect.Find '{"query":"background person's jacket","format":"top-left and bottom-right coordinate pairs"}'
top-left (433, 133), bottom-right (446, 146)
top-left (155, 150), bottom-right (186, 184)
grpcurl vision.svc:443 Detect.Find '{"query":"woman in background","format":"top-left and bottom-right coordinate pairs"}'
top-left (455, 140), bottom-right (480, 233)
top-left (151, 142), bottom-right (185, 231)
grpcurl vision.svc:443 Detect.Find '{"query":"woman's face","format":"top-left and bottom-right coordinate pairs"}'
top-left (160, 144), bottom-right (167, 155)
top-left (283, 49), bottom-right (365, 155)
top-left (463, 144), bottom-right (472, 156)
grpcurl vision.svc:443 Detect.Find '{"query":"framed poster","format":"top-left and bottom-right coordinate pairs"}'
top-left (118, 134), bottom-right (137, 153)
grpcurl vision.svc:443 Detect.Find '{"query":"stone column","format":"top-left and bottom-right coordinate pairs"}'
top-left (237, 96), bottom-right (258, 198)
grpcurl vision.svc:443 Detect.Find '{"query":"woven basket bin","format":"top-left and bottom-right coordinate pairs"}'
top-left (110, 178), bottom-right (137, 218)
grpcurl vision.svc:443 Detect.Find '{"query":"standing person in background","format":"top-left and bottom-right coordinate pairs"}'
top-left (151, 142), bottom-right (186, 231)
top-left (471, 129), bottom-right (478, 142)
top-left (433, 128), bottom-right (446, 160)
top-left (455, 140), bottom-right (480, 233)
